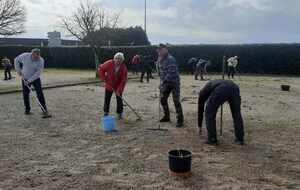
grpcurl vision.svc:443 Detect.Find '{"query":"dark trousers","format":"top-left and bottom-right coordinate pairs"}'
top-left (195, 68), bottom-right (205, 80)
top-left (22, 78), bottom-right (47, 112)
top-left (4, 68), bottom-right (12, 80)
top-left (132, 64), bottom-right (139, 75)
top-left (205, 84), bottom-right (244, 141)
top-left (140, 70), bottom-right (151, 83)
top-left (228, 66), bottom-right (235, 79)
top-left (103, 90), bottom-right (123, 114)
top-left (160, 84), bottom-right (184, 123)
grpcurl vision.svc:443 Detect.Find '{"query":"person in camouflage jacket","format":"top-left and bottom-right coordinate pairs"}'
top-left (157, 44), bottom-right (184, 128)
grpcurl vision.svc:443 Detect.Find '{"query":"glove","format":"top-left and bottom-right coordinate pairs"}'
top-left (159, 84), bottom-right (165, 91)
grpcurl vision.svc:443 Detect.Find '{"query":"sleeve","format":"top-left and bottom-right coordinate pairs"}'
top-left (117, 66), bottom-right (128, 94)
top-left (14, 53), bottom-right (25, 75)
top-left (28, 58), bottom-right (44, 83)
top-left (198, 84), bottom-right (211, 129)
top-left (163, 58), bottom-right (178, 84)
top-left (98, 61), bottom-right (109, 81)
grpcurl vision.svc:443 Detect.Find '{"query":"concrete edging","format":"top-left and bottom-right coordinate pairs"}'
top-left (0, 76), bottom-right (139, 95)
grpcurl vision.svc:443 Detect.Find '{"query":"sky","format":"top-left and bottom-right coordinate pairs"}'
top-left (17, 0), bottom-right (300, 44)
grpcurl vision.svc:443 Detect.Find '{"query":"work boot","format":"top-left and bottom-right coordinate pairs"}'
top-left (160, 115), bottom-right (170, 122)
top-left (118, 113), bottom-right (123, 120)
top-left (234, 139), bottom-right (244, 146)
top-left (25, 110), bottom-right (32, 115)
top-left (206, 138), bottom-right (218, 146)
top-left (176, 121), bottom-right (184, 128)
top-left (42, 112), bottom-right (52, 119)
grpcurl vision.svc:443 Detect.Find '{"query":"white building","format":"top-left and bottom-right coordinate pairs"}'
top-left (48, 31), bottom-right (62, 47)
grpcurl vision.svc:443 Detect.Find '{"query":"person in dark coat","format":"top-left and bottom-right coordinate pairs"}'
top-left (187, 57), bottom-right (198, 75)
top-left (194, 59), bottom-right (211, 80)
top-left (198, 79), bottom-right (244, 145)
top-left (2, 57), bottom-right (12, 80)
top-left (140, 55), bottom-right (153, 83)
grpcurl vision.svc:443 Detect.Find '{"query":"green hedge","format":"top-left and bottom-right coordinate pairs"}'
top-left (0, 46), bottom-right (94, 69)
top-left (96, 44), bottom-right (300, 74)
top-left (1, 44), bottom-right (300, 74)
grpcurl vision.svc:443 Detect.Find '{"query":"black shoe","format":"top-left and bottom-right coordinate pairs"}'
top-left (234, 139), bottom-right (244, 145)
top-left (206, 138), bottom-right (218, 145)
top-left (176, 121), bottom-right (184, 128)
top-left (25, 110), bottom-right (32, 115)
top-left (160, 116), bottom-right (170, 122)
top-left (118, 113), bottom-right (123, 120)
top-left (42, 112), bottom-right (52, 119)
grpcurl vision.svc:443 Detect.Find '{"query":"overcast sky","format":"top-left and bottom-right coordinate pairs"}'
top-left (18, 0), bottom-right (300, 44)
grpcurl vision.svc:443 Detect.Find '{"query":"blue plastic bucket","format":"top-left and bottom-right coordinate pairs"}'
top-left (101, 116), bottom-right (117, 132)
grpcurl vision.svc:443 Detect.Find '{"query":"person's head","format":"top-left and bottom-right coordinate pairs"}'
top-left (114, 52), bottom-right (125, 65)
top-left (31, 48), bottom-right (41, 61)
top-left (234, 56), bottom-right (238, 59)
top-left (157, 43), bottom-right (169, 57)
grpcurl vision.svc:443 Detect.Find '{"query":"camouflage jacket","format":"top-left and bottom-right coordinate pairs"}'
top-left (158, 54), bottom-right (180, 86)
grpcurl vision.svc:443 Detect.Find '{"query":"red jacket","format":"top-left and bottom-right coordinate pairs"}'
top-left (132, 55), bottom-right (141, 65)
top-left (98, 59), bottom-right (128, 94)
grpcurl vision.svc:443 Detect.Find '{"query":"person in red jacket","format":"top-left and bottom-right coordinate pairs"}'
top-left (131, 54), bottom-right (141, 75)
top-left (98, 52), bottom-right (128, 119)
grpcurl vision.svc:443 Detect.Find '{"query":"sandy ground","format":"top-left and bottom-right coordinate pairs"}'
top-left (0, 75), bottom-right (300, 190)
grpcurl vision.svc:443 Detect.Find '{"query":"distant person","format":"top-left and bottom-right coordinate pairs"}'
top-left (195, 59), bottom-right (211, 80)
top-left (227, 56), bottom-right (238, 79)
top-left (98, 52), bottom-right (128, 119)
top-left (140, 55), bottom-right (153, 83)
top-left (131, 55), bottom-right (141, 75)
top-left (14, 49), bottom-right (52, 118)
top-left (2, 57), bottom-right (12, 80)
top-left (187, 57), bottom-right (198, 75)
top-left (157, 44), bottom-right (184, 128)
top-left (198, 80), bottom-right (244, 145)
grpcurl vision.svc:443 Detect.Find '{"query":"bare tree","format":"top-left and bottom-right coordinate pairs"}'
top-left (61, 0), bottom-right (121, 44)
top-left (0, 0), bottom-right (26, 36)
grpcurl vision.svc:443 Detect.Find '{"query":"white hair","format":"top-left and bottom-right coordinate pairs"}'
top-left (114, 52), bottom-right (125, 61)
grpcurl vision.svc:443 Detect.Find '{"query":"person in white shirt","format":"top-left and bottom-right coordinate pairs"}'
top-left (14, 48), bottom-right (51, 118)
top-left (227, 56), bottom-right (238, 79)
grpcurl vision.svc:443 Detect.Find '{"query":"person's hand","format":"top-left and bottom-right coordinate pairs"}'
top-left (23, 79), bottom-right (30, 86)
top-left (115, 90), bottom-right (121, 97)
top-left (17, 72), bottom-right (22, 77)
top-left (159, 84), bottom-right (165, 91)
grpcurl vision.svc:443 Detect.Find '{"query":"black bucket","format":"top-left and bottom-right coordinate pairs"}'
top-left (169, 149), bottom-right (192, 177)
top-left (281, 85), bottom-right (290, 91)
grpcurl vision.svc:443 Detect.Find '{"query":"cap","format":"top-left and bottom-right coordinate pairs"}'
top-left (31, 48), bottom-right (41, 54)
top-left (157, 43), bottom-right (168, 49)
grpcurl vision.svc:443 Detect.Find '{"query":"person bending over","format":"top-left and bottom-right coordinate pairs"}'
top-left (198, 79), bottom-right (244, 145)
top-left (14, 49), bottom-right (51, 118)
